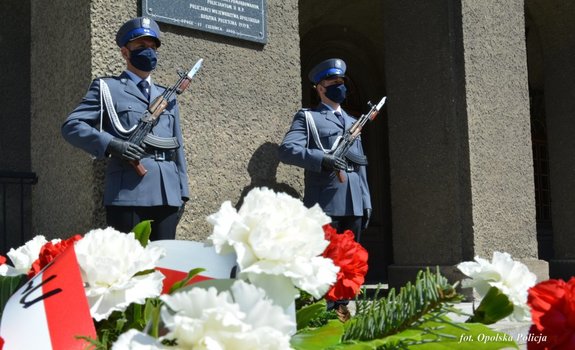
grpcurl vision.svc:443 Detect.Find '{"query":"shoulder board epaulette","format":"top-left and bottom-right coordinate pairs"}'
top-left (94, 76), bottom-right (121, 85)
top-left (95, 75), bottom-right (119, 80)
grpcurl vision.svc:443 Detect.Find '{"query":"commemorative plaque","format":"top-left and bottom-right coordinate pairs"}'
top-left (142, 0), bottom-right (267, 44)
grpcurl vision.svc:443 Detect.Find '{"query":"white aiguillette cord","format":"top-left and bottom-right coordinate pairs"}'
top-left (304, 110), bottom-right (341, 153)
top-left (99, 79), bottom-right (138, 136)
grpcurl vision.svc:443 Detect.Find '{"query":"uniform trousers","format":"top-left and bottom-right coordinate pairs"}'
top-left (330, 215), bottom-right (363, 242)
top-left (106, 205), bottom-right (180, 241)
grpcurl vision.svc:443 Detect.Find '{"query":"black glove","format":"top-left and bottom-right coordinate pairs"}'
top-left (176, 200), bottom-right (186, 225)
top-left (321, 154), bottom-right (347, 171)
top-left (362, 208), bottom-right (372, 230)
top-left (106, 138), bottom-right (145, 161)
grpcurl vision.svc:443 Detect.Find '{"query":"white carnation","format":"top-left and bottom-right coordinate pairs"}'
top-left (6, 235), bottom-right (60, 274)
top-left (160, 280), bottom-right (294, 349)
top-left (457, 251), bottom-right (537, 321)
top-left (207, 187), bottom-right (338, 301)
top-left (75, 227), bottom-right (166, 321)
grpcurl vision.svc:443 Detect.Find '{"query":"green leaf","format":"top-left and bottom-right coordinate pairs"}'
top-left (403, 319), bottom-right (518, 349)
top-left (177, 278), bottom-right (236, 293)
top-left (321, 319), bottom-right (518, 349)
top-left (296, 300), bottom-right (328, 330)
top-left (144, 297), bottom-right (163, 338)
top-left (467, 287), bottom-right (514, 325)
top-left (93, 297), bottom-right (166, 348)
top-left (0, 274), bottom-right (27, 318)
top-left (132, 220), bottom-right (153, 247)
top-left (291, 320), bottom-right (344, 350)
top-left (168, 268), bottom-right (206, 294)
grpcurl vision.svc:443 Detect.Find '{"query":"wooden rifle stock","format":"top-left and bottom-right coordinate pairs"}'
top-left (336, 170), bottom-right (346, 183)
top-left (131, 160), bottom-right (148, 176)
top-left (177, 79), bottom-right (191, 94)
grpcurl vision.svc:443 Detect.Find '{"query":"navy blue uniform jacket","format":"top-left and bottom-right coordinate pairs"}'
top-left (61, 72), bottom-right (189, 207)
top-left (278, 104), bottom-right (371, 216)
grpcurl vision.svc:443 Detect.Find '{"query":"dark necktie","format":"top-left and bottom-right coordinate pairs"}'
top-left (334, 111), bottom-right (345, 127)
top-left (138, 80), bottom-right (150, 101)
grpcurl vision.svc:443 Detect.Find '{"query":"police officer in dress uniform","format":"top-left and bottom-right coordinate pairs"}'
top-left (278, 58), bottom-right (372, 321)
top-left (278, 58), bottom-right (372, 240)
top-left (61, 17), bottom-right (189, 240)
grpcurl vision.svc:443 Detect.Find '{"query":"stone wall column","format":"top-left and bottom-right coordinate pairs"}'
top-left (383, 0), bottom-right (546, 289)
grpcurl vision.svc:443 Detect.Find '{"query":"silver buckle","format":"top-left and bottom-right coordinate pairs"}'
top-left (154, 151), bottom-right (165, 161)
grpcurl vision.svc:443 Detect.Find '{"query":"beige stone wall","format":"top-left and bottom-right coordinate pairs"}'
top-left (31, 0), bottom-right (302, 240)
top-left (461, 0), bottom-right (538, 258)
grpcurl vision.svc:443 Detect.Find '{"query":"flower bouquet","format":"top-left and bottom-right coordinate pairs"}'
top-left (0, 187), bottom-right (522, 349)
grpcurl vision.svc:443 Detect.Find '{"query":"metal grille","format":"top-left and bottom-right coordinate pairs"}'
top-left (0, 171), bottom-right (37, 254)
top-left (532, 139), bottom-right (551, 223)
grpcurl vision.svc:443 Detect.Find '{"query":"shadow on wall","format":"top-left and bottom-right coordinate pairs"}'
top-left (235, 142), bottom-right (300, 208)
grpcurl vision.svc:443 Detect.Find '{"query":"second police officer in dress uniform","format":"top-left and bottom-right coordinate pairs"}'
top-left (278, 58), bottom-right (372, 241)
top-left (61, 17), bottom-right (189, 240)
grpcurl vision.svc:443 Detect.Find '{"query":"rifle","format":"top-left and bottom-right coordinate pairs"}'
top-left (129, 58), bottom-right (203, 176)
top-left (332, 96), bottom-right (387, 182)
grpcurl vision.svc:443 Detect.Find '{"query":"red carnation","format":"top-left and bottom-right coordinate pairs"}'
top-left (322, 224), bottom-right (368, 301)
top-left (527, 277), bottom-right (575, 349)
top-left (0, 255), bottom-right (6, 265)
top-left (28, 234), bottom-right (83, 278)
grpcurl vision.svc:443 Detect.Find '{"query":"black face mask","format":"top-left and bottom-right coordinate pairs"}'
top-left (129, 47), bottom-right (158, 72)
top-left (324, 83), bottom-right (347, 103)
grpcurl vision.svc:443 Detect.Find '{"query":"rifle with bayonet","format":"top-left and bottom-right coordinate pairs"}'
top-left (332, 96), bottom-right (387, 182)
top-left (129, 58), bottom-right (203, 176)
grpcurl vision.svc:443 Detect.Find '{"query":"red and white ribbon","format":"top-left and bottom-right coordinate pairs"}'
top-left (0, 246), bottom-right (96, 349)
top-left (149, 240), bottom-right (237, 294)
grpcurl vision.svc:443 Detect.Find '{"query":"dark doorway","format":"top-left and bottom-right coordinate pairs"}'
top-left (299, 0), bottom-right (392, 283)
top-left (0, 1), bottom-right (35, 254)
top-left (525, 5), bottom-right (553, 261)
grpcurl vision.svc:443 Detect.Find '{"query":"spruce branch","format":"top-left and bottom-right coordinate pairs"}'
top-left (343, 267), bottom-right (463, 342)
